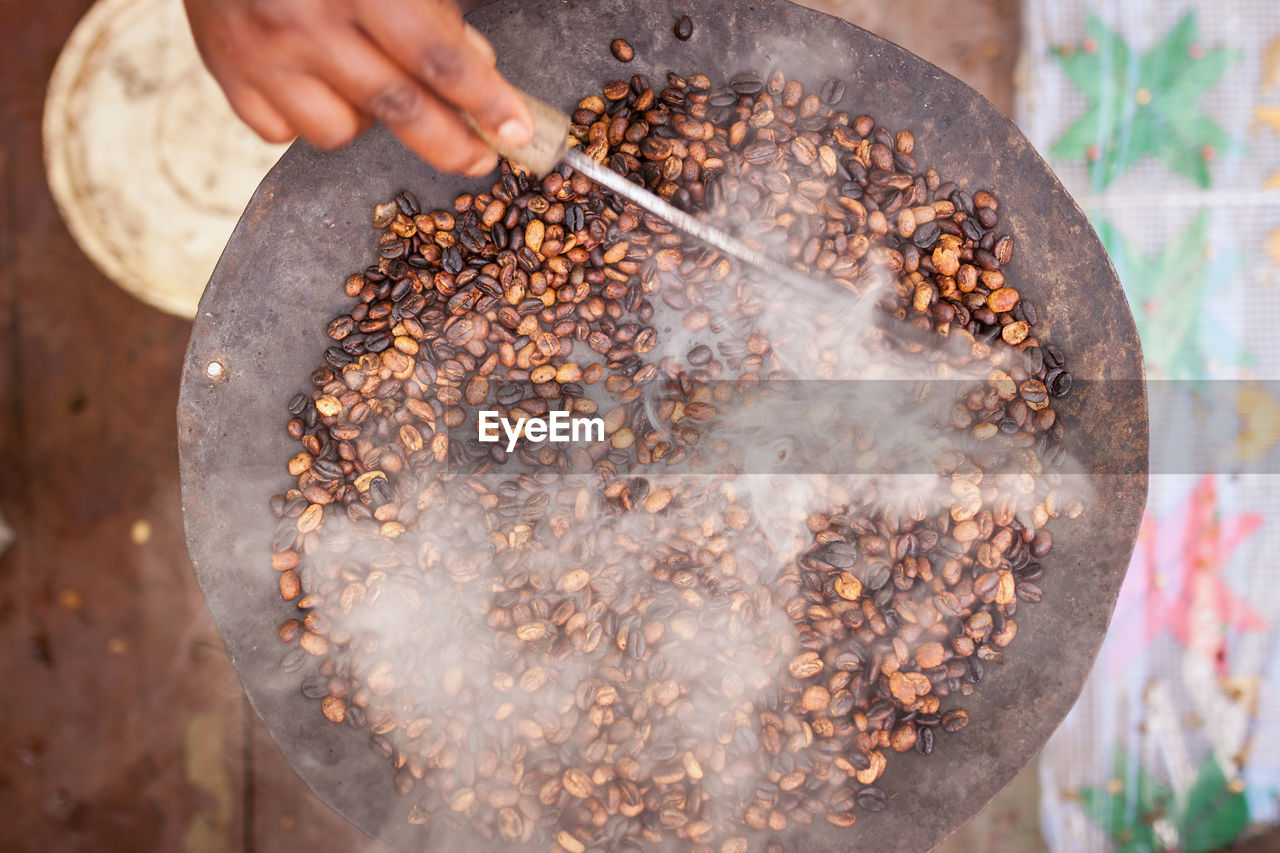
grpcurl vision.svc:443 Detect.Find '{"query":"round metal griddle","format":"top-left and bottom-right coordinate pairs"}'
top-left (178, 0), bottom-right (1149, 849)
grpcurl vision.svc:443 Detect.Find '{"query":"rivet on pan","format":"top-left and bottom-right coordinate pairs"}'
top-left (206, 360), bottom-right (226, 380)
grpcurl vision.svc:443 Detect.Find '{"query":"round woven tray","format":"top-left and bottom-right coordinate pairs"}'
top-left (43, 0), bottom-right (287, 318)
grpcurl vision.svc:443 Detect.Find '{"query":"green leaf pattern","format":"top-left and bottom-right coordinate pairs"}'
top-left (1050, 12), bottom-right (1240, 190)
top-left (1095, 210), bottom-right (1246, 379)
top-left (1079, 751), bottom-right (1249, 852)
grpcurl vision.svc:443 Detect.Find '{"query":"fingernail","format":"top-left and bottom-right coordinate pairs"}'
top-left (463, 24), bottom-right (497, 66)
top-left (498, 117), bottom-right (532, 147)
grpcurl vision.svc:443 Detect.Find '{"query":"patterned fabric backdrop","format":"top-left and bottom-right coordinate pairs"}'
top-left (1019, 1), bottom-right (1280, 850)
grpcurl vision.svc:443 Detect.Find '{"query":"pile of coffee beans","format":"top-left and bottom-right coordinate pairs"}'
top-left (268, 64), bottom-right (1077, 851)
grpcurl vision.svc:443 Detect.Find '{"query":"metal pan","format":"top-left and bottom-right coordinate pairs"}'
top-left (178, 0), bottom-right (1148, 849)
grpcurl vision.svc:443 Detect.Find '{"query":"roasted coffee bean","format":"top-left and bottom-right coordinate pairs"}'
top-left (1046, 368), bottom-right (1073, 397)
top-left (279, 647), bottom-right (307, 673)
top-left (687, 344), bottom-right (713, 366)
top-left (941, 709), bottom-right (970, 732)
top-left (730, 71), bottom-right (763, 95)
top-left (994, 235), bottom-right (1014, 265)
top-left (442, 245), bottom-right (463, 274)
top-left (301, 675), bottom-right (330, 699)
top-left (915, 726), bottom-right (934, 755)
top-left (395, 191), bottom-right (420, 216)
top-left (1016, 582), bottom-right (1043, 603)
top-left (912, 221), bottom-right (941, 248)
top-left (813, 542), bottom-right (857, 568)
top-left (864, 561), bottom-right (891, 590)
top-left (856, 787), bottom-right (887, 812)
top-left (674, 15), bottom-right (693, 40)
top-left (611, 38), bottom-right (634, 62)
top-left (820, 78), bottom-right (846, 105)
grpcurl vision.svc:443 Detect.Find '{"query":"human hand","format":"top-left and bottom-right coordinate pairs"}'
top-left (183, 0), bottom-right (533, 175)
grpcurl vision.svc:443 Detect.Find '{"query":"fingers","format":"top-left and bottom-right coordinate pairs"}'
top-left (263, 74), bottom-right (366, 151)
top-left (183, 0), bottom-right (527, 173)
top-left (316, 31), bottom-right (498, 174)
top-left (463, 23), bottom-right (497, 67)
top-left (356, 0), bottom-right (532, 148)
top-left (219, 81), bottom-right (297, 145)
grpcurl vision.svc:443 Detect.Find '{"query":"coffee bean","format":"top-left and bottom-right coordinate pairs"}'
top-left (1016, 582), bottom-right (1043, 603)
top-left (856, 787), bottom-right (887, 812)
top-left (730, 71), bottom-right (763, 95)
top-left (915, 726), bottom-right (934, 755)
top-left (610, 39), bottom-right (634, 62)
top-left (301, 675), bottom-right (329, 699)
top-left (279, 647), bottom-right (307, 673)
top-left (1046, 368), bottom-right (1073, 397)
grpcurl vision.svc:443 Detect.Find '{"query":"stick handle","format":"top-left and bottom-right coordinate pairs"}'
top-left (460, 90), bottom-right (570, 176)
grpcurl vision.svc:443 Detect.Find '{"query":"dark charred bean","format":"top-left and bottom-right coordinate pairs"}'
top-left (856, 787), bottom-right (887, 812)
top-left (1021, 299), bottom-right (1038, 326)
top-left (912, 222), bottom-right (940, 248)
top-left (730, 72), bottom-right (763, 95)
top-left (395, 191), bottom-right (420, 216)
top-left (279, 647), bottom-right (307, 673)
top-left (442, 245), bottom-right (463, 274)
top-left (1044, 343), bottom-right (1064, 369)
top-left (864, 562), bottom-right (891, 590)
top-left (915, 726), bottom-right (934, 754)
top-left (821, 78), bottom-right (846, 105)
top-left (301, 675), bottom-right (329, 699)
top-left (1047, 369), bottom-right (1073, 397)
